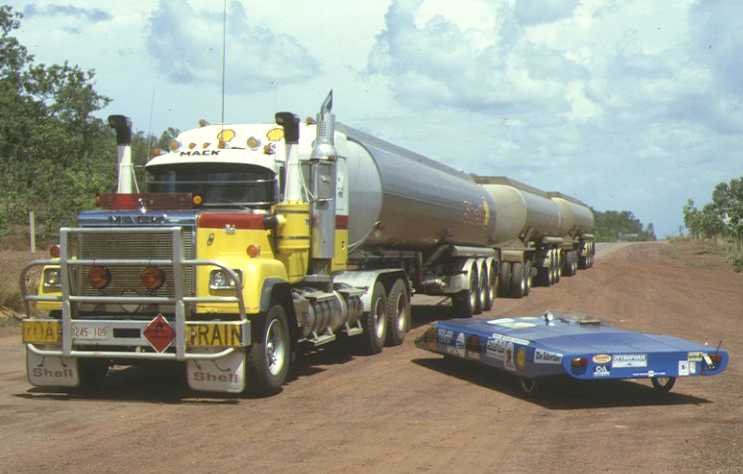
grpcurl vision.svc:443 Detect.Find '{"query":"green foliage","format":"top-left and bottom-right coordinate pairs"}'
top-left (593, 209), bottom-right (656, 242)
top-left (0, 7), bottom-right (172, 243)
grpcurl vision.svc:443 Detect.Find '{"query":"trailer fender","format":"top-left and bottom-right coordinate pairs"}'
top-left (334, 270), bottom-right (405, 313)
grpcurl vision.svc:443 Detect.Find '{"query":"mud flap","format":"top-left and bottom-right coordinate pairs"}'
top-left (26, 349), bottom-right (80, 387)
top-left (187, 349), bottom-right (246, 393)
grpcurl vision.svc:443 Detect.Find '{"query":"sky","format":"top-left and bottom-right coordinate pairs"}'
top-left (7, 0), bottom-right (743, 237)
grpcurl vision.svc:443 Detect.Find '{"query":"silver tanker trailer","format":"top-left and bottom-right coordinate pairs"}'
top-left (473, 176), bottom-right (595, 298)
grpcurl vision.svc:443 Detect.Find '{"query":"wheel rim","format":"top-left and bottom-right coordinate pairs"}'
top-left (520, 272), bottom-right (526, 293)
top-left (395, 293), bottom-right (408, 332)
top-left (265, 318), bottom-right (286, 376)
top-left (373, 297), bottom-right (386, 339)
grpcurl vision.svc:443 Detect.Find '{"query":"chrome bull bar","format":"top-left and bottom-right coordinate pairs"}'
top-left (20, 226), bottom-right (250, 361)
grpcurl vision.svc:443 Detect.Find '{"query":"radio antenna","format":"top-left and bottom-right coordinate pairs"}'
top-left (220, 0), bottom-right (227, 130)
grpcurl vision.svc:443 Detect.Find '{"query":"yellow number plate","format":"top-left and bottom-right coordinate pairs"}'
top-left (186, 323), bottom-right (245, 348)
top-left (22, 320), bottom-right (61, 344)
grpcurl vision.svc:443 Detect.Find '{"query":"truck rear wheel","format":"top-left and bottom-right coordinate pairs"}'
top-left (385, 278), bottom-right (410, 346)
top-left (452, 265), bottom-right (478, 317)
top-left (524, 261), bottom-right (532, 295)
top-left (361, 281), bottom-right (388, 354)
top-left (510, 262), bottom-right (527, 298)
top-left (247, 304), bottom-right (290, 395)
top-left (483, 262), bottom-right (497, 311)
top-left (498, 261), bottom-right (512, 296)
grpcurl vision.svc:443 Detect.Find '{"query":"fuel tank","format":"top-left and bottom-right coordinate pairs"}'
top-left (548, 192), bottom-right (594, 237)
top-left (474, 177), bottom-right (561, 246)
top-left (337, 124), bottom-right (497, 251)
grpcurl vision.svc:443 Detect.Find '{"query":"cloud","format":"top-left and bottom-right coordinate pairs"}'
top-left (22, 4), bottom-right (112, 23)
top-left (146, 0), bottom-right (320, 92)
top-left (513, 0), bottom-right (578, 25)
top-left (367, 0), bottom-right (586, 116)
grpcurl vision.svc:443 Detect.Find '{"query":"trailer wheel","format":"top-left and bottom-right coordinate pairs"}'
top-left (479, 260), bottom-right (492, 312)
top-left (651, 376), bottom-right (676, 393)
top-left (361, 281), bottom-right (388, 354)
top-left (519, 376), bottom-right (538, 395)
top-left (452, 265), bottom-right (478, 317)
top-left (483, 262), bottom-right (497, 311)
top-left (511, 262), bottom-right (527, 298)
top-left (498, 261), bottom-right (512, 296)
top-left (247, 304), bottom-right (291, 395)
top-left (524, 260), bottom-right (532, 295)
top-left (77, 359), bottom-right (109, 391)
top-left (385, 278), bottom-right (410, 347)
top-left (553, 251), bottom-right (561, 283)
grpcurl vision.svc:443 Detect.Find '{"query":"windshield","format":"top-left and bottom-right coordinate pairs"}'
top-left (146, 163), bottom-right (276, 208)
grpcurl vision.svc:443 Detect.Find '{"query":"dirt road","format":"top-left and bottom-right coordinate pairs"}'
top-left (0, 242), bottom-right (741, 473)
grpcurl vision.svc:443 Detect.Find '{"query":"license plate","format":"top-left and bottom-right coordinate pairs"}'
top-left (72, 324), bottom-right (111, 341)
top-left (22, 320), bottom-right (61, 344)
top-left (186, 323), bottom-right (245, 348)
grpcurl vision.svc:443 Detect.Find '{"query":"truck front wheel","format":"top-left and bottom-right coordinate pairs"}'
top-left (247, 304), bottom-right (290, 395)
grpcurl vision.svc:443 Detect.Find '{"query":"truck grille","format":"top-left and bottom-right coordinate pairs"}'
top-left (73, 229), bottom-right (195, 298)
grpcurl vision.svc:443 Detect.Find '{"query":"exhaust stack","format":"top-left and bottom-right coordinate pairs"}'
top-left (108, 115), bottom-right (135, 194)
top-left (309, 91), bottom-right (337, 273)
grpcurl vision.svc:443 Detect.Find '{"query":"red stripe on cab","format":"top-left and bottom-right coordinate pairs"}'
top-left (198, 213), bottom-right (265, 230)
top-left (336, 215), bottom-right (349, 230)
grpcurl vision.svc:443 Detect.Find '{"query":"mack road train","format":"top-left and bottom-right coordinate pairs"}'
top-left (20, 92), bottom-right (595, 394)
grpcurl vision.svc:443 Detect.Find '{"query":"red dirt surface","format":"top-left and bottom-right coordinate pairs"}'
top-left (0, 242), bottom-right (741, 473)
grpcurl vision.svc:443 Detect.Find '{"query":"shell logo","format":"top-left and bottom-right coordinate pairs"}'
top-left (217, 129), bottom-right (236, 143)
top-left (266, 127), bottom-right (284, 142)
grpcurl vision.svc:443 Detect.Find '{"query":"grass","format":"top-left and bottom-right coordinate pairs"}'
top-left (664, 237), bottom-right (742, 272)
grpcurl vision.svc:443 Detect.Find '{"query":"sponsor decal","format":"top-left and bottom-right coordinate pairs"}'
top-left (678, 360), bottom-right (690, 377)
top-left (437, 329), bottom-right (454, 345)
top-left (489, 332), bottom-right (531, 346)
top-left (612, 354), bottom-right (647, 368)
top-left (187, 349), bottom-right (246, 393)
top-left (455, 333), bottom-right (466, 358)
top-left (504, 341), bottom-right (516, 371)
top-left (593, 365), bottom-right (610, 377)
top-left (486, 337), bottom-right (506, 361)
top-left (592, 354), bottom-right (612, 365)
top-left (27, 351), bottom-right (80, 387)
top-left (516, 348), bottom-right (527, 369)
top-left (465, 335), bottom-right (482, 360)
top-left (689, 361), bottom-right (697, 375)
top-left (687, 352), bottom-right (703, 362)
top-left (631, 370), bottom-right (667, 378)
top-left (534, 349), bottom-right (563, 365)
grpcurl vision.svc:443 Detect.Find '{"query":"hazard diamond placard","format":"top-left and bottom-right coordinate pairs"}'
top-left (143, 314), bottom-right (175, 352)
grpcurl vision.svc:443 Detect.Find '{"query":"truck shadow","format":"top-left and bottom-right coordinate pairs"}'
top-left (412, 357), bottom-right (711, 410)
top-left (411, 304), bottom-right (456, 329)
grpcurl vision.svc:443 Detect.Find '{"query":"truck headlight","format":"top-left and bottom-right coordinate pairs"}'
top-left (209, 269), bottom-right (242, 290)
top-left (43, 268), bottom-right (61, 290)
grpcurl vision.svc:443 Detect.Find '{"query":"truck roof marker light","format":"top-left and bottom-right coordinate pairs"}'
top-left (192, 194), bottom-right (204, 207)
top-left (141, 266), bottom-right (166, 291)
top-left (247, 245), bottom-right (261, 258)
top-left (49, 245), bottom-right (60, 258)
top-left (202, 142), bottom-right (211, 149)
top-left (247, 136), bottom-right (260, 149)
top-left (89, 266), bottom-right (111, 290)
top-left (305, 116), bottom-right (316, 125)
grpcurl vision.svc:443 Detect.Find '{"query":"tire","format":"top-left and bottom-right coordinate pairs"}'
top-left (247, 304), bottom-right (291, 394)
top-left (385, 278), bottom-right (410, 347)
top-left (524, 260), bottom-right (532, 295)
top-left (498, 261), bottom-right (512, 296)
top-left (483, 262), bottom-right (497, 311)
top-left (361, 281), bottom-right (388, 354)
top-left (554, 251), bottom-right (561, 283)
top-left (77, 359), bottom-right (109, 391)
top-left (510, 262), bottom-right (527, 298)
top-left (651, 376), bottom-right (676, 393)
top-left (479, 261), bottom-right (491, 312)
top-left (452, 264), bottom-right (478, 318)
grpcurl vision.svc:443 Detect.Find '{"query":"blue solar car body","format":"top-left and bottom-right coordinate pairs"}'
top-left (415, 314), bottom-right (728, 387)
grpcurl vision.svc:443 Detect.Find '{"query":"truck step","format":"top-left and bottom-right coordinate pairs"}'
top-left (344, 324), bottom-right (363, 337)
top-left (309, 331), bottom-right (336, 347)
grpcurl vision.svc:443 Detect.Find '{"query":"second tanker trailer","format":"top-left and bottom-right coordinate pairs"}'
top-left (474, 176), bottom-right (595, 299)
